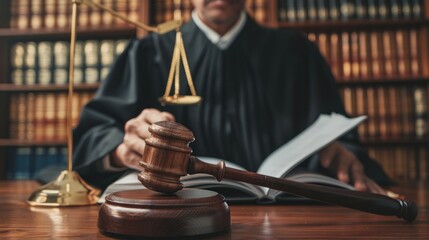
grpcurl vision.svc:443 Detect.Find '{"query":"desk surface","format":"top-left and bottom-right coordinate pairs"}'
top-left (0, 181), bottom-right (428, 239)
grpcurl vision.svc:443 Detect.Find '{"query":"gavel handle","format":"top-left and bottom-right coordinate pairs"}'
top-left (188, 156), bottom-right (417, 222)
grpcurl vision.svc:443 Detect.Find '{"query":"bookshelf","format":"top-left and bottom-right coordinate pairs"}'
top-left (0, 0), bottom-right (428, 182)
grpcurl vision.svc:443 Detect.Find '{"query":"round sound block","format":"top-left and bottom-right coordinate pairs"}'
top-left (98, 188), bottom-right (230, 238)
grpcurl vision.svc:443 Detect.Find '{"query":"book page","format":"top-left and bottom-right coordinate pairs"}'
top-left (257, 113), bottom-right (366, 195)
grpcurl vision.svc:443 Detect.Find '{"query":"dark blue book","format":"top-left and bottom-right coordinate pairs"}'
top-left (377, 0), bottom-right (389, 19)
top-left (285, 0), bottom-right (297, 22)
top-left (355, 0), bottom-right (368, 19)
top-left (14, 147), bottom-right (32, 180)
top-left (390, 0), bottom-right (402, 19)
top-left (328, 0), bottom-right (340, 20)
top-left (33, 147), bottom-right (46, 178)
top-left (402, 0), bottom-right (412, 18)
top-left (317, 0), bottom-right (329, 21)
top-left (339, 0), bottom-right (356, 20)
top-left (6, 148), bottom-right (16, 179)
top-left (46, 147), bottom-right (58, 168)
top-left (367, 0), bottom-right (378, 19)
top-left (57, 147), bottom-right (68, 168)
top-left (411, 0), bottom-right (423, 18)
top-left (308, 0), bottom-right (318, 21)
top-left (296, 0), bottom-right (307, 21)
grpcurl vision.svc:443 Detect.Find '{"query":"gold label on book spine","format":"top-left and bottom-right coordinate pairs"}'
top-left (54, 68), bottom-right (68, 85)
top-left (11, 43), bottom-right (25, 68)
top-left (84, 41), bottom-right (99, 67)
top-left (45, 14), bottom-right (56, 28)
top-left (54, 42), bottom-right (69, 67)
top-left (25, 42), bottom-right (37, 68)
top-left (85, 68), bottom-right (99, 84)
top-left (74, 68), bottom-right (84, 84)
top-left (11, 70), bottom-right (24, 85)
top-left (17, 15), bottom-right (29, 29)
top-left (25, 69), bottom-right (36, 85)
top-left (38, 42), bottom-right (53, 68)
top-left (38, 69), bottom-right (52, 85)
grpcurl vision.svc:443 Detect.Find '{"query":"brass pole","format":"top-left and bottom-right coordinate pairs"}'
top-left (67, 0), bottom-right (79, 172)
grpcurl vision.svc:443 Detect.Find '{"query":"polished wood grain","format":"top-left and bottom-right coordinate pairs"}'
top-left (0, 181), bottom-right (427, 239)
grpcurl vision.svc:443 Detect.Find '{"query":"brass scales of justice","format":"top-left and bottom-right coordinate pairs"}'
top-left (27, 0), bottom-right (200, 206)
top-left (27, 0), bottom-right (417, 238)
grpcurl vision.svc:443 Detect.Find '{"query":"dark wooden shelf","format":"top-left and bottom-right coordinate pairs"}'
top-left (0, 83), bottom-right (100, 92)
top-left (336, 76), bottom-right (429, 86)
top-left (278, 19), bottom-right (429, 31)
top-left (0, 139), bottom-right (67, 147)
top-left (0, 26), bottom-right (137, 40)
top-left (361, 137), bottom-right (429, 146)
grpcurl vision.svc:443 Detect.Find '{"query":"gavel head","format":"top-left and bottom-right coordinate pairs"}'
top-left (138, 121), bottom-right (195, 193)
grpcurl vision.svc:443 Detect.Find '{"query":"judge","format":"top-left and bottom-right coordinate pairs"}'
top-left (73, 0), bottom-right (391, 193)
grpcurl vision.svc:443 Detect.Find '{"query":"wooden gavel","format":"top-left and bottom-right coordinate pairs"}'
top-left (138, 121), bottom-right (417, 222)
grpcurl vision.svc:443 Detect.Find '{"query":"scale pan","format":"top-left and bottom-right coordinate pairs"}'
top-left (159, 95), bottom-right (202, 105)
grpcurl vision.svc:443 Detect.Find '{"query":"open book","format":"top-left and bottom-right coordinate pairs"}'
top-left (98, 113), bottom-right (366, 204)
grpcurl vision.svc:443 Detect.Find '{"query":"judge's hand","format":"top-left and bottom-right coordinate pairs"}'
top-left (319, 141), bottom-right (386, 195)
top-left (110, 108), bottom-right (175, 171)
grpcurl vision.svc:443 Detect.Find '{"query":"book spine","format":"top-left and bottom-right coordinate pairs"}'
top-left (366, 87), bottom-right (377, 138)
top-left (100, 40), bottom-right (116, 81)
top-left (296, 0), bottom-right (307, 22)
top-left (17, 0), bottom-right (30, 29)
top-left (409, 29), bottom-right (420, 76)
top-left (317, 0), bottom-right (329, 21)
top-left (339, 0), bottom-right (356, 20)
top-left (376, 87), bottom-right (388, 139)
top-left (358, 31), bottom-right (369, 79)
top-left (354, 87), bottom-right (367, 138)
top-left (10, 43), bottom-right (25, 85)
top-left (56, 93), bottom-right (68, 141)
top-left (10, 0), bottom-right (18, 28)
top-left (26, 93), bottom-right (35, 140)
top-left (328, 0), bottom-right (340, 20)
top-left (286, 0), bottom-right (297, 22)
top-left (341, 32), bottom-right (351, 79)
top-left (390, 0), bottom-right (402, 19)
top-left (30, 0), bottom-right (43, 29)
top-left (411, 0), bottom-right (423, 18)
top-left (367, 0), bottom-right (378, 19)
top-left (350, 31), bottom-right (360, 79)
top-left (354, 0), bottom-right (367, 19)
top-left (24, 42), bottom-right (37, 85)
top-left (102, 0), bottom-right (115, 26)
top-left (413, 87), bottom-right (428, 138)
top-left (377, 0), bottom-right (389, 19)
top-left (307, 0), bottom-right (318, 21)
top-left (33, 147), bottom-right (46, 176)
top-left (34, 93), bottom-right (46, 141)
top-left (83, 40), bottom-right (100, 84)
top-left (57, 0), bottom-right (69, 28)
top-left (330, 33), bottom-right (341, 78)
top-left (13, 147), bottom-right (32, 179)
top-left (44, 0), bottom-right (56, 28)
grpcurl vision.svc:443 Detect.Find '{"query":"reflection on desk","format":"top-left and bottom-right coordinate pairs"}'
top-left (0, 181), bottom-right (428, 239)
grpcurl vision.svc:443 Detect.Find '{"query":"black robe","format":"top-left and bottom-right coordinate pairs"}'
top-left (73, 17), bottom-right (390, 189)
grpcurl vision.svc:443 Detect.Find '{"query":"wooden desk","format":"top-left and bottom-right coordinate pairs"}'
top-left (0, 181), bottom-right (428, 239)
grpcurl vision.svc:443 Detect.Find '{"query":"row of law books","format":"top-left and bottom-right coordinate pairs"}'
top-left (6, 147), bottom-right (67, 180)
top-left (368, 146), bottom-right (427, 181)
top-left (9, 92), bottom-right (94, 141)
top-left (278, 0), bottom-right (424, 22)
top-left (10, 39), bottom-right (128, 85)
top-left (340, 86), bottom-right (428, 139)
top-left (308, 29), bottom-right (421, 80)
top-left (10, 0), bottom-right (139, 29)
top-left (153, 0), bottom-right (269, 25)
